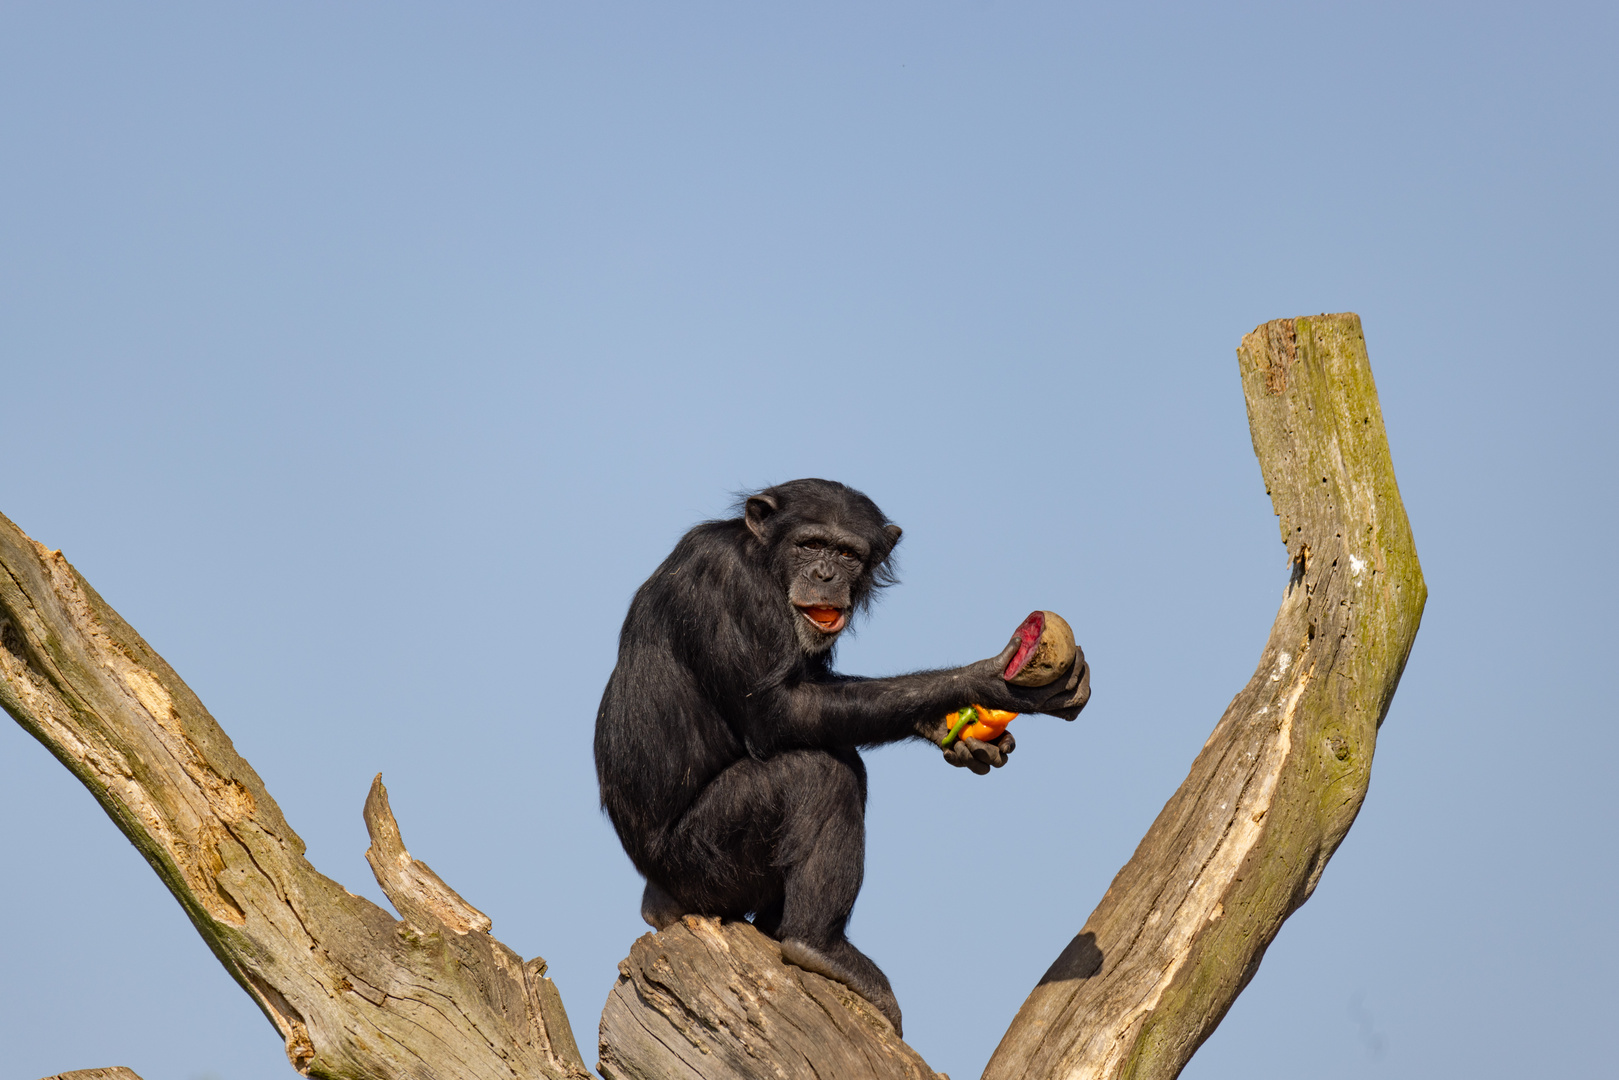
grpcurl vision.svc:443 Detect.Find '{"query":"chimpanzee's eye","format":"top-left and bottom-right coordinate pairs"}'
top-left (801, 539), bottom-right (826, 551)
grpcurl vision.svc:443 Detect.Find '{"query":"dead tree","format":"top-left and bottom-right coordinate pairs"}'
top-left (5, 313), bottom-right (1422, 1080)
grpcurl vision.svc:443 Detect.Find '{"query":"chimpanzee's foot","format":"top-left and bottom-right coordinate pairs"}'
top-left (640, 880), bottom-right (685, 930)
top-left (779, 938), bottom-right (903, 1036)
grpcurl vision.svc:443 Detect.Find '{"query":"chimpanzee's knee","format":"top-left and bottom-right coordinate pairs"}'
top-left (643, 749), bottom-right (868, 934)
top-left (768, 749), bottom-right (867, 868)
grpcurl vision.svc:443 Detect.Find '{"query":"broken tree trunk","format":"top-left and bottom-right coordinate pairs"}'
top-left (979, 313), bottom-right (1426, 1080)
top-left (5, 312), bottom-right (1421, 1080)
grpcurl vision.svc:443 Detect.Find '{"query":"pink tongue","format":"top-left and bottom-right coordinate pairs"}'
top-left (807, 607), bottom-right (841, 627)
top-left (1003, 611), bottom-right (1046, 680)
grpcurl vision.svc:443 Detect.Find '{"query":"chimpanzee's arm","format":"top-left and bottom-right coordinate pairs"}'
top-left (753, 640), bottom-right (1089, 755)
top-left (793, 665), bottom-right (994, 747)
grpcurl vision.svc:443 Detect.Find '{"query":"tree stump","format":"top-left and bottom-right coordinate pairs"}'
top-left (600, 917), bottom-right (940, 1080)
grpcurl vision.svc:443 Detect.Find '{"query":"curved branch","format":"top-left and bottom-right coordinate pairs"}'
top-left (0, 523), bottom-right (587, 1080)
top-left (983, 313), bottom-right (1426, 1080)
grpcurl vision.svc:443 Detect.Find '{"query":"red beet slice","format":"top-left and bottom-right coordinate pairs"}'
top-left (1002, 610), bottom-right (1046, 681)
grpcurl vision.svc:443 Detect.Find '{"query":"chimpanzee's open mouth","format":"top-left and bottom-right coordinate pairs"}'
top-left (797, 605), bottom-right (848, 634)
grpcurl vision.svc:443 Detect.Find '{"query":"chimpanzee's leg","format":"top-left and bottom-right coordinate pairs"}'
top-left (770, 747), bottom-right (868, 947)
top-left (646, 756), bottom-right (790, 922)
top-left (645, 749), bottom-right (901, 1033)
top-left (764, 750), bottom-right (902, 1034)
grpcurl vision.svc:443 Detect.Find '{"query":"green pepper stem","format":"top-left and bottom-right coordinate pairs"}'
top-left (939, 706), bottom-right (978, 750)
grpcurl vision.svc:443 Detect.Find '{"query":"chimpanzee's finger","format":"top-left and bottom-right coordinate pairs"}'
top-left (1066, 662), bottom-right (1091, 713)
top-left (1064, 648), bottom-right (1085, 692)
top-left (963, 736), bottom-right (1002, 769)
top-left (997, 730), bottom-right (1016, 756)
top-left (949, 739), bottom-right (992, 774)
top-left (1035, 661), bottom-right (1088, 720)
top-left (992, 635), bottom-right (1021, 671)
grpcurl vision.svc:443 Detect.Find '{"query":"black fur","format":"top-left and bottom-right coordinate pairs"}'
top-left (594, 478), bottom-right (1089, 1033)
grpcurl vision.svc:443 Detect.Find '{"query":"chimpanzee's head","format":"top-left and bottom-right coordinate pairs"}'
top-left (742, 479), bottom-right (903, 655)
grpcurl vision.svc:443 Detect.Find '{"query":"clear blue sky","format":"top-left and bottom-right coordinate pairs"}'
top-left (2, 4), bottom-right (1614, 1078)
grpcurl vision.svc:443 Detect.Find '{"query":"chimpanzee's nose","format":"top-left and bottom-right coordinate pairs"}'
top-left (813, 564), bottom-right (835, 582)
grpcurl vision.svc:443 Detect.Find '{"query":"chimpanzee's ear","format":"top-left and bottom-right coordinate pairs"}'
top-left (884, 523), bottom-right (903, 548)
top-left (744, 494), bottom-right (779, 543)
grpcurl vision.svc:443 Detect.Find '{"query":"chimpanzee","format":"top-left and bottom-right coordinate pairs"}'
top-left (594, 478), bottom-right (1089, 1033)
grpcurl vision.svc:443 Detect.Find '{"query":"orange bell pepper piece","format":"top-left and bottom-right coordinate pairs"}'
top-left (939, 705), bottom-right (1018, 750)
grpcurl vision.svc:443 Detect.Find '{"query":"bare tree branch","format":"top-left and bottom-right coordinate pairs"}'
top-left (0, 523), bottom-right (587, 1080)
top-left (982, 313), bottom-right (1426, 1080)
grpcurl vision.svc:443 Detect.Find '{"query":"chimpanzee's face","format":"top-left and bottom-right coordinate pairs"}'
top-left (743, 482), bottom-right (901, 656)
top-left (782, 523), bottom-right (871, 653)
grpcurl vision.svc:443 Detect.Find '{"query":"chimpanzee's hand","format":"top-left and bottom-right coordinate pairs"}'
top-left (916, 710), bottom-right (1016, 775)
top-left (978, 636), bottom-right (1092, 721)
top-left (942, 729), bottom-right (1015, 775)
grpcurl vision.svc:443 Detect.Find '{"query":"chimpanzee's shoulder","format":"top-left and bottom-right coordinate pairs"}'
top-left (675, 518), bottom-right (749, 555)
top-left (640, 520), bottom-right (751, 589)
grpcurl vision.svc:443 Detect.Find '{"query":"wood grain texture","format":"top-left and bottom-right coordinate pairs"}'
top-left (39, 1069), bottom-right (146, 1080)
top-left (599, 918), bottom-right (942, 1080)
top-left (0, 523), bottom-right (587, 1080)
top-left (981, 314), bottom-right (1425, 1080)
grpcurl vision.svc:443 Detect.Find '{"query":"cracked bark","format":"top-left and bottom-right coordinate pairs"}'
top-left (8, 313), bottom-right (1421, 1080)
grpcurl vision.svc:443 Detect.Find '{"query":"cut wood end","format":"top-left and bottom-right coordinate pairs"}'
top-left (602, 919), bottom-right (937, 1080)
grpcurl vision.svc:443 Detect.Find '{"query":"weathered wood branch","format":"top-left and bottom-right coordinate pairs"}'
top-left (6, 312), bottom-right (1421, 1080)
top-left (0, 524), bottom-right (588, 1080)
top-left (981, 313), bottom-right (1426, 1080)
top-left (599, 918), bottom-right (941, 1080)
